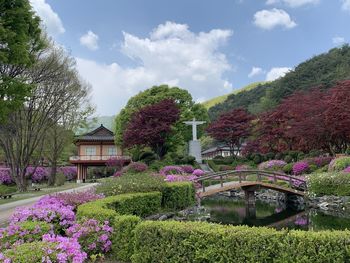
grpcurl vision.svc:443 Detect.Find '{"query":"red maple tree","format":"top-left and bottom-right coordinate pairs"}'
top-left (123, 99), bottom-right (180, 158)
top-left (206, 108), bottom-right (254, 156)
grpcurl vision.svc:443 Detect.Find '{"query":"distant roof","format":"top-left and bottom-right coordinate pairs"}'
top-left (75, 124), bottom-right (115, 142)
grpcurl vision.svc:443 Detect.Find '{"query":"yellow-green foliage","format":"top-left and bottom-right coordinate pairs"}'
top-left (162, 182), bottom-right (195, 209)
top-left (77, 192), bottom-right (162, 221)
top-left (308, 172), bottom-right (350, 196)
top-left (132, 221), bottom-right (350, 263)
top-left (202, 82), bottom-right (267, 109)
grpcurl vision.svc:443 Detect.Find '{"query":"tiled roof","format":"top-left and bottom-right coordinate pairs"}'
top-left (75, 124), bottom-right (115, 142)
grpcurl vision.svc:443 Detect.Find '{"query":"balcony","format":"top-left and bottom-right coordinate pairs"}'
top-left (69, 155), bottom-right (131, 163)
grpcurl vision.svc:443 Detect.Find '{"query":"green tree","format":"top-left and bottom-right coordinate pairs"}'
top-left (115, 85), bottom-right (209, 153)
top-left (0, 0), bottom-right (45, 121)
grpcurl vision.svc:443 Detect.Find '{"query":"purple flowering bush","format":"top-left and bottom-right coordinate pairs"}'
top-left (0, 168), bottom-right (13, 185)
top-left (181, 165), bottom-right (194, 174)
top-left (304, 157), bottom-right (333, 168)
top-left (58, 166), bottom-right (77, 181)
top-left (26, 166), bottom-right (49, 183)
top-left (165, 174), bottom-right (198, 182)
top-left (159, 165), bottom-right (184, 176)
top-left (343, 166), bottom-right (350, 174)
top-left (10, 196), bottom-right (76, 233)
top-left (124, 162), bottom-right (148, 173)
top-left (258, 160), bottom-right (287, 171)
top-left (0, 221), bottom-right (52, 251)
top-left (66, 219), bottom-right (113, 256)
top-left (192, 169), bottom-right (205, 176)
top-left (292, 161), bottom-right (310, 175)
top-left (52, 190), bottom-right (104, 210)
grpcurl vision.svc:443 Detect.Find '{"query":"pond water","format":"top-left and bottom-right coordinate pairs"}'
top-left (188, 195), bottom-right (350, 231)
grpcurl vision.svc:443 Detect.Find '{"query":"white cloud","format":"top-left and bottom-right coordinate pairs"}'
top-left (342, 0), bottom-right (350, 11)
top-left (266, 0), bottom-right (319, 7)
top-left (248, 67), bottom-right (264, 78)
top-left (30, 0), bottom-right (65, 36)
top-left (80, 31), bottom-right (99, 50)
top-left (266, 67), bottom-right (291, 81)
top-left (254, 9), bottom-right (297, 30)
top-left (76, 21), bottom-right (234, 115)
top-left (333, 36), bottom-right (345, 45)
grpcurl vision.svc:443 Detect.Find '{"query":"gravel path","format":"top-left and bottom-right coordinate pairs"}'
top-left (0, 183), bottom-right (98, 227)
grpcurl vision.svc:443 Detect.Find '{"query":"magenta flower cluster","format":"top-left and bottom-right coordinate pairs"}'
top-left (292, 161), bottom-right (310, 175)
top-left (181, 165), bottom-right (194, 174)
top-left (66, 219), bottom-right (113, 255)
top-left (58, 166), bottom-right (77, 181)
top-left (52, 190), bottom-right (103, 210)
top-left (343, 166), bottom-right (350, 174)
top-left (165, 174), bottom-right (198, 182)
top-left (192, 169), bottom-right (205, 176)
top-left (160, 165), bottom-right (184, 176)
top-left (258, 160), bottom-right (287, 171)
top-left (42, 234), bottom-right (88, 262)
top-left (26, 166), bottom-right (49, 183)
top-left (0, 168), bottom-right (13, 185)
top-left (10, 196), bottom-right (76, 231)
top-left (1, 190), bottom-right (113, 262)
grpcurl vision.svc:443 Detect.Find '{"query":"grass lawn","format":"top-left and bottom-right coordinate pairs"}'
top-left (0, 182), bottom-right (81, 205)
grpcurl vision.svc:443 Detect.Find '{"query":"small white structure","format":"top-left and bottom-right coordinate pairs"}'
top-left (183, 118), bottom-right (206, 163)
top-left (201, 145), bottom-right (241, 160)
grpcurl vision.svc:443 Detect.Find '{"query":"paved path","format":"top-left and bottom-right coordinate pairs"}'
top-left (0, 183), bottom-right (98, 227)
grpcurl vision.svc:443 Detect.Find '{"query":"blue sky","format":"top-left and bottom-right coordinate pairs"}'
top-left (30, 0), bottom-right (350, 116)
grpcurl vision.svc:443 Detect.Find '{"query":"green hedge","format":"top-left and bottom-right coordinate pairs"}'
top-left (161, 182), bottom-right (196, 210)
top-left (207, 160), bottom-right (219, 172)
top-left (112, 215), bottom-right (141, 262)
top-left (308, 172), bottom-right (350, 196)
top-left (0, 185), bottom-right (16, 195)
top-left (77, 192), bottom-right (162, 221)
top-left (132, 221), bottom-right (350, 263)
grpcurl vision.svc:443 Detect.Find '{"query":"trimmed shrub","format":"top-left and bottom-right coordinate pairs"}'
top-left (159, 165), bottom-right (184, 175)
top-left (258, 160), bottom-right (287, 171)
top-left (96, 172), bottom-right (165, 196)
top-left (77, 192), bottom-right (162, 221)
top-left (112, 215), bottom-right (141, 262)
top-left (124, 162), bottom-right (148, 173)
top-left (308, 172), bottom-right (350, 196)
top-left (131, 221), bottom-right (350, 263)
top-left (161, 182), bottom-right (195, 210)
top-left (329, 156), bottom-right (350, 172)
top-left (283, 163), bottom-right (294, 174)
top-left (0, 185), bottom-right (16, 195)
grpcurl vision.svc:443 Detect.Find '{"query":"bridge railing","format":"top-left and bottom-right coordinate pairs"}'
top-left (195, 170), bottom-right (307, 193)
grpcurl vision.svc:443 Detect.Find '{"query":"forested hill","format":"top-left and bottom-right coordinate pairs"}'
top-left (208, 45), bottom-right (350, 120)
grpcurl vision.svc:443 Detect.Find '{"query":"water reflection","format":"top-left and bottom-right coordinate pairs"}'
top-left (196, 195), bottom-right (350, 231)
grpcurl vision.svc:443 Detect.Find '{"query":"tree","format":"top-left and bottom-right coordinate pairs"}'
top-left (123, 99), bottom-right (180, 158)
top-left (324, 80), bottom-right (350, 154)
top-left (0, 0), bottom-right (45, 121)
top-left (115, 85), bottom-right (209, 151)
top-left (0, 43), bottom-right (92, 191)
top-left (206, 108), bottom-right (253, 156)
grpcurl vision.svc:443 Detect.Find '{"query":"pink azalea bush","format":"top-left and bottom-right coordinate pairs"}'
top-left (165, 174), bottom-right (198, 182)
top-left (26, 166), bottom-right (49, 183)
top-left (0, 222), bottom-right (52, 251)
top-left (0, 168), bottom-right (13, 185)
top-left (58, 166), bottom-right (77, 181)
top-left (181, 165), bottom-right (194, 174)
top-left (258, 160), bottom-right (287, 171)
top-left (66, 219), bottom-right (113, 256)
top-left (292, 161), bottom-right (310, 175)
top-left (160, 165), bottom-right (184, 176)
top-left (10, 196), bottom-right (76, 232)
top-left (192, 169), bottom-right (205, 176)
top-left (124, 162), bottom-right (148, 173)
top-left (343, 166), bottom-right (350, 174)
top-left (52, 190), bottom-right (103, 210)
top-left (304, 157), bottom-right (333, 168)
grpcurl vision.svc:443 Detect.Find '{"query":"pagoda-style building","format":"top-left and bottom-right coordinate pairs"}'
top-left (69, 124), bottom-right (130, 183)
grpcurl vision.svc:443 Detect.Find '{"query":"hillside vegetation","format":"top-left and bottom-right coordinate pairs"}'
top-left (209, 45), bottom-right (350, 120)
top-left (202, 82), bottom-right (267, 109)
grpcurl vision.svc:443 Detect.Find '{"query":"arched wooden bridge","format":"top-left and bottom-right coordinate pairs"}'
top-left (195, 170), bottom-right (307, 198)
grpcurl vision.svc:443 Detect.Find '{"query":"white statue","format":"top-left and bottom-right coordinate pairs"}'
top-left (183, 118), bottom-right (206, 163)
top-left (183, 118), bottom-right (206, 141)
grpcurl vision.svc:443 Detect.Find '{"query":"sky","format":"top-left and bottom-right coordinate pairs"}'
top-left (29, 0), bottom-right (350, 116)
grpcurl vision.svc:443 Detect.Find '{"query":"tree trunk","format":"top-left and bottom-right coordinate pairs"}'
top-left (48, 161), bottom-right (57, 186)
top-left (11, 167), bottom-right (28, 192)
